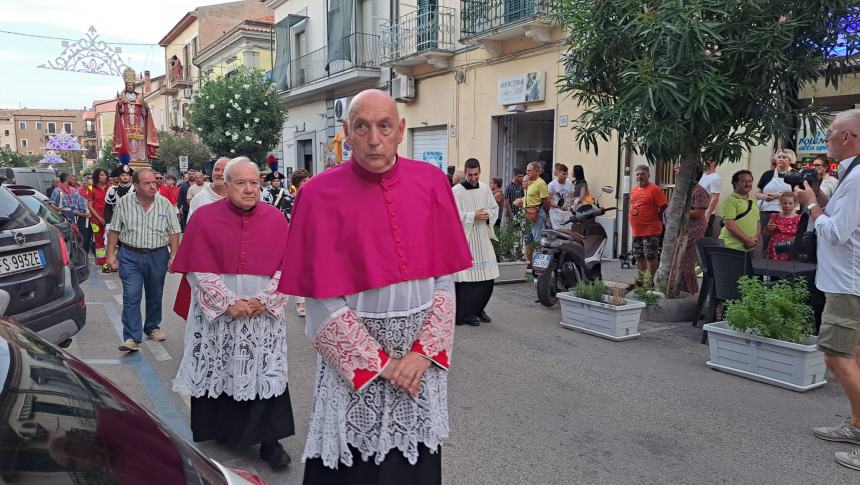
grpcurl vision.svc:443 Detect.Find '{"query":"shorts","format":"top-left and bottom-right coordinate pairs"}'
top-left (632, 235), bottom-right (661, 261)
top-left (525, 207), bottom-right (546, 244)
top-left (818, 293), bottom-right (860, 357)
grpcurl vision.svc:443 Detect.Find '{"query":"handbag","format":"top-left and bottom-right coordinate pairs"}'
top-left (526, 206), bottom-right (539, 223)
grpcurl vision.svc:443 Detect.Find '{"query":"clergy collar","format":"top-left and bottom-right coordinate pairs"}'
top-left (460, 180), bottom-right (480, 190)
top-left (349, 156), bottom-right (401, 185)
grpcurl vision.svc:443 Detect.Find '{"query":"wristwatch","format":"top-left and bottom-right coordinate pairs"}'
top-left (807, 203), bottom-right (819, 211)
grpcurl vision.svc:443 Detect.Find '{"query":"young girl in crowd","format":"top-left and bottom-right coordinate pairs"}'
top-left (766, 192), bottom-right (801, 261)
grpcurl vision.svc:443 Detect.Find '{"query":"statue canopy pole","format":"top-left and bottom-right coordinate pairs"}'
top-left (112, 67), bottom-right (159, 170)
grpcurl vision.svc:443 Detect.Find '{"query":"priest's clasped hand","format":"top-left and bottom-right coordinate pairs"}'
top-left (474, 209), bottom-right (490, 221)
top-left (382, 352), bottom-right (432, 398)
top-left (227, 298), bottom-right (267, 319)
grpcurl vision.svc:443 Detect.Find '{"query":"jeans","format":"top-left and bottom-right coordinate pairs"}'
top-left (118, 247), bottom-right (169, 342)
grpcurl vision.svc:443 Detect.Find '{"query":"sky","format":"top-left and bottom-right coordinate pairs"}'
top-left (0, 0), bottom-right (208, 110)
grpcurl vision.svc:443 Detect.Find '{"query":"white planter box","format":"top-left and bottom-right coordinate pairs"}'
top-left (558, 292), bottom-right (646, 341)
top-left (495, 261), bottom-right (527, 284)
top-left (703, 321), bottom-right (826, 392)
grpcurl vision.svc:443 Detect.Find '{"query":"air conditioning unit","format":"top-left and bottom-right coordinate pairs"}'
top-left (392, 76), bottom-right (415, 102)
top-left (334, 97), bottom-right (350, 122)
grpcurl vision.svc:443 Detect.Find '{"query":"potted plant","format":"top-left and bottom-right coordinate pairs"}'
top-left (492, 212), bottom-right (530, 284)
top-left (559, 279), bottom-right (646, 341)
top-left (703, 276), bottom-right (826, 392)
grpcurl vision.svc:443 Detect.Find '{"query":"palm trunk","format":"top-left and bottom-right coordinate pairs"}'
top-left (655, 148), bottom-right (699, 297)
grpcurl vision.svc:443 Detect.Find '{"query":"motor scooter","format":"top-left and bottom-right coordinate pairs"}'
top-left (533, 187), bottom-right (616, 307)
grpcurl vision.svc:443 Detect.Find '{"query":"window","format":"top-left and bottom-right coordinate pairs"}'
top-left (18, 121), bottom-right (26, 129)
top-left (20, 139), bottom-right (27, 147)
top-left (63, 123), bottom-right (72, 133)
top-left (36, 122), bottom-right (42, 130)
top-left (27, 151), bottom-right (33, 155)
top-left (47, 122), bottom-right (56, 134)
top-left (4, 144), bottom-right (9, 150)
top-left (3, 129), bottom-right (8, 136)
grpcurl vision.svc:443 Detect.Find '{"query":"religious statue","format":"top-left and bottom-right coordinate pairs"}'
top-left (112, 67), bottom-right (158, 166)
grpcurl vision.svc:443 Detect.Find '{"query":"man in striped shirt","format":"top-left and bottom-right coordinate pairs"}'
top-left (107, 168), bottom-right (181, 352)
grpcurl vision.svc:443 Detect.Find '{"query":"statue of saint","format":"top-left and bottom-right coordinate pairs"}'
top-left (112, 67), bottom-right (158, 166)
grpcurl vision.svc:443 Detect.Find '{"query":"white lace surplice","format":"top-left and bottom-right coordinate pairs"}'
top-left (303, 276), bottom-right (455, 469)
top-left (173, 271), bottom-right (289, 401)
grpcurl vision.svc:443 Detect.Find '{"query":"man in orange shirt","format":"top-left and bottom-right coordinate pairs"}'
top-left (629, 164), bottom-right (667, 285)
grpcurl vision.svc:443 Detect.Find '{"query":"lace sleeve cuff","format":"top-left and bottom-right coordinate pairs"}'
top-left (410, 290), bottom-right (455, 370)
top-left (314, 308), bottom-right (391, 392)
top-left (258, 271), bottom-right (289, 317)
top-left (194, 273), bottom-right (240, 321)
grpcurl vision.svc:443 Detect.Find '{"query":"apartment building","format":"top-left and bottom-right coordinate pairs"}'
top-left (0, 110), bottom-right (15, 151)
top-left (12, 109), bottom-right (85, 156)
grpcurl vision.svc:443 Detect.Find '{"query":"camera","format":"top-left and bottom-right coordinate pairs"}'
top-left (783, 168), bottom-right (819, 190)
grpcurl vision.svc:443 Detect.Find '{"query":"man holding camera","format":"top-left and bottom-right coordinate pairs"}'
top-left (796, 109), bottom-right (860, 471)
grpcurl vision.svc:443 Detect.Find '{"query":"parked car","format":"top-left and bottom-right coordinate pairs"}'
top-left (0, 184), bottom-right (85, 347)
top-left (0, 166), bottom-right (56, 194)
top-left (0, 291), bottom-right (267, 485)
top-left (7, 185), bottom-right (89, 283)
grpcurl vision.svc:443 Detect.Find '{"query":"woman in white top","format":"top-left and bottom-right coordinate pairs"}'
top-left (755, 149), bottom-right (796, 256)
top-left (814, 155), bottom-right (839, 200)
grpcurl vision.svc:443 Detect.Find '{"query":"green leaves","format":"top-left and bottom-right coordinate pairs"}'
top-left (188, 67), bottom-right (286, 163)
top-left (556, 0), bottom-right (860, 164)
top-left (725, 276), bottom-right (813, 344)
top-left (153, 131), bottom-right (210, 174)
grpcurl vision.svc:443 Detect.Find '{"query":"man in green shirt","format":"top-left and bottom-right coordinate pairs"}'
top-left (719, 170), bottom-right (760, 251)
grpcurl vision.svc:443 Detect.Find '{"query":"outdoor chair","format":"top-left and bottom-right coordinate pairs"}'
top-left (691, 237), bottom-right (724, 328)
top-left (701, 246), bottom-right (753, 344)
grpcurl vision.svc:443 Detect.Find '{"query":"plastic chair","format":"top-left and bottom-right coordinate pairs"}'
top-left (691, 237), bottom-right (724, 328)
top-left (701, 246), bottom-right (752, 344)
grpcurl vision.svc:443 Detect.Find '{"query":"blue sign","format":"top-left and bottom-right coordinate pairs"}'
top-left (421, 151), bottom-right (446, 171)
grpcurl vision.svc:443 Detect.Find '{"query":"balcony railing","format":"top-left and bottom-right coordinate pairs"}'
top-left (83, 130), bottom-right (96, 139)
top-left (460, 0), bottom-right (556, 40)
top-left (382, 7), bottom-right (457, 64)
top-left (290, 33), bottom-right (381, 90)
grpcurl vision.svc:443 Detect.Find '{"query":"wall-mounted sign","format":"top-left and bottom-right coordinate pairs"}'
top-left (797, 122), bottom-right (828, 155)
top-left (559, 115), bottom-right (569, 127)
top-left (421, 151), bottom-right (446, 171)
top-left (498, 72), bottom-right (546, 105)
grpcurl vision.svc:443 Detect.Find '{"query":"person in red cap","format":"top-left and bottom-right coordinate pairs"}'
top-left (279, 89), bottom-right (471, 484)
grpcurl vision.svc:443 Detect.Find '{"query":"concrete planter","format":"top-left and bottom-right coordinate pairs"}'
top-left (558, 292), bottom-right (646, 341)
top-left (703, 321), bottom-right (826, 392)
top-left (495, 261), bottom-right (528, 284)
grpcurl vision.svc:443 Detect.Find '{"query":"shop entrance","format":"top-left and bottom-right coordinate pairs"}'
top-left (491, 109), bottom-right (555, 186)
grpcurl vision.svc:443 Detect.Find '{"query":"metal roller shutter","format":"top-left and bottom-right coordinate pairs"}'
top-left (410, 126), bottom-right (448, 171)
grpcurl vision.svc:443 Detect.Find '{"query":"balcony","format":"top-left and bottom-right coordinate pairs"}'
top-left (460, 0), bottom-right (556, 50)
top-left (83, 130), bottom-right (96, 139)
top-left (382, 7), bottom-right (457, 68)
top-left (289, 33), bottom-right (382, 95)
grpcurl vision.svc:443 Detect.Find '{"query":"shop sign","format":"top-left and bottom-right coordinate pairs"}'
top-left (797, 121), bottom-right (828, 154)
top-left (498, 72), bottom-right (546, 105)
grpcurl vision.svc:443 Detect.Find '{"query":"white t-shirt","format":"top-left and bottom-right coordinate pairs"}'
top-left (548, 179), bottom-right (575, 229)
top-left (699, 171), bottom-right (722, 195)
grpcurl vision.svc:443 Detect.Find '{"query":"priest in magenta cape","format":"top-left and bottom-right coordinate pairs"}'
top-left (171, 158), bottom-right (294, 470)
top-left (278, 90), bottom-right (471, 484)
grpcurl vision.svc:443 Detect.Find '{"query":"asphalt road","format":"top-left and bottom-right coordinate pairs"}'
top-left (69, 263), bottom-right (856, 485)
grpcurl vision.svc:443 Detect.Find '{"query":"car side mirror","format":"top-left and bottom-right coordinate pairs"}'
top-left (0, 290), bottom-right (9, 315)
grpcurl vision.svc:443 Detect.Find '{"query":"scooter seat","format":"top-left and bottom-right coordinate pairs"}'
top-left (556, 229), bottom-right (583, 242)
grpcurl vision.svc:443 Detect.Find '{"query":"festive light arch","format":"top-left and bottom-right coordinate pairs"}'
top-left (38, 26), bottom-right (128, 76)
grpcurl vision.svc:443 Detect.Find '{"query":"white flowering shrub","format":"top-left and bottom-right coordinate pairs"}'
top-left (189, 67), bottom-right (286, 163)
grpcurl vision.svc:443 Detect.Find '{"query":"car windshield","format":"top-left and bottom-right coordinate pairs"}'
top-left (0, 322), bottom-right (227, 484)
top-left (0, 186), bottom-right (40, 230)
top-left (17, 194), bottom-right (66, 225)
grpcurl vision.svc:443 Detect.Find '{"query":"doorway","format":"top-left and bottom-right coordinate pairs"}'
top-left (296, 138), bottom-right (314, 174)
top-left (491, 109), bottom-right (554, 186)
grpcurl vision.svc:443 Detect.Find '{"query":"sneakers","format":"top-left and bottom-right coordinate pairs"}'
top-left (813, 420), bottom-right (860, 445)
top-left (147, 329), bottom-right (166, 342)
top-left (118, 339), bottom-right (139, 352)
top-left (836, 449), bottom-right (860, 471)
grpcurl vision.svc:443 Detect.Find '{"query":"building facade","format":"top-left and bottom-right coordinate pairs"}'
top-left (0, 110), bottom-right (15, 152)
top-left (158, 0), bottom-right (272, 135)
top-left (10, 109), bottom-right (85, 157)
top-left (195, 18), bottom-right (274, 80)
top-left (268, 0), bottom-right (392, 175)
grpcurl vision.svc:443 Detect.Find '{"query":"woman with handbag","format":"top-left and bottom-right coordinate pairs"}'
top-left (755, 149), bottom-right (796, 256)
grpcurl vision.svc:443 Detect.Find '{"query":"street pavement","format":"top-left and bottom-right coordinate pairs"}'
top-left (69, 260), bottom-right (854, 485)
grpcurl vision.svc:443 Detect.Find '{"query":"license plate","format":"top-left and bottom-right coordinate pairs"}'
top-left (533, 253), bottom-right (552, 270)
top-left (0, 250), bottom-right (45, 277)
